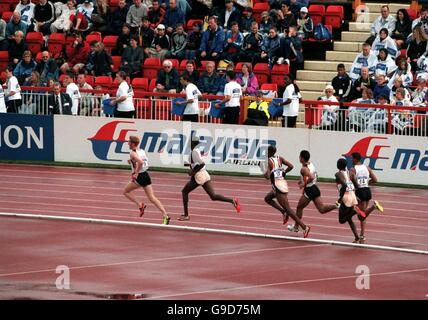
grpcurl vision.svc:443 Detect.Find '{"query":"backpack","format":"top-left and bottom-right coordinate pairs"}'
top-left (314, 23), bottom-right (332, 41)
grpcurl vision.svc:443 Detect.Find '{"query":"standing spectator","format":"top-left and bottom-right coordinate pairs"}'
top-left (62, 33), bottom-right (90, 74)
top-left (126, 0), bottom-right (148, 34)
top-left (373, 74), bottom-right (390, 102)
top-left (261, 27), bottom-right (281, 69)
top-left (216, 71), bottom-right (242, 125)
top-left (48, 82), bottom-right (73, 115)
top-left (371, 28), bottom-right (399, 58)
top-left (91, 0), bottom-right (111, 34)
top-left (63, 72), bottom-right (81, 115)
top-left (197, 16), bottom-right (225, 66)
top-left (350, 43), bottom-right (377, 80)
top-left (348, 88), bottom-right (375, 132)
top-left (218, 0), bottom-right (241, 30)
top-left (389, 77), bottom-right (410, 102)
top-left (121, 35), bottom-right (145, 76)
top-left (241, 7), bottom-right (255, 33)
top-left (296, 7), bottom-right (313, 40)
top-left (14, 0), bottom-right (36, 27)
top-left (32, 0), bottom-right (55, 35)
top-left (140, 18), bottom-right (154, 48)
top-left (221, 21), bottom-right (243, 63)
top-left (164, 0), bottom-right (185, 34)
top-left (108, 0), bottom-right (129, 35)
top-left (70, 0), bottom-right (94, 32)
top-left (236, 63), bottom-right (258, 96)
top-left (8, 31), bottom-right (27, 68)
top-left (175, 74), bottom-right (201, 122)
top-left (282, 25), bottom-right (303, 80)
top-left (278, 75), bottom-right (302, 128)
top-left (352, 67), bottom-right (376, 100)
top-left (407, 25), bottom-right (428, 72)
top-left (0, 19), bottom-right (6, 51)
top-left (168, 23), bottom-right (187, 59)
top-left (21, 70), bottom-right (41, 114)
top-left (259, 11), bottom-right (272, 36)
top-left (244, 90), bottom-right (270, 126)
top-left (387, 57), bottom-right (413, 89)
top-left (6, 12), bottom-right (28, 40)
top-left (148, 0), bottom-right (165, 29)
top-left (180, 60), bottom-right (199, 88)
top-left (331, 63), bottom-right (352, 102)
top-left (197, 61), bottom-right (221, 95)
top-left (0, 81), bottom-right (6, 113)
top-left (276, 2), bottom-right (296, 35)
top-left (76, 73), bottom-right (94, 116)
top-left (35, 51), bottom-right (58, 85)
top-left (13, 50), bottom-right (36, 85)
top-left (4, 66), bottom-right (22, 113)
top-left (375, 48), bottom-right (397, 76)
top-left (391, 8), bottom-right (412, 49)
top-left (242, 22), bottom-right (263, 64)
top-left (368, 5), bottom-right (396, 45)
top-left (92, 41), bottom-right (113, 76)
top-left (50, 0), bottom-right (76, 33)
top-left (145, 24), bottom-right (170, 59)
top-left (184, 21), bottom-right (202, 60)
top-left (154, 59), bottom-right (180, 93)
top-left (111, 71), bottom-right (135, 118)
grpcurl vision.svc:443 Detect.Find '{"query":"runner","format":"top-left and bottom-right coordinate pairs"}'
top-left (123, 135), bottom-right (170, 225)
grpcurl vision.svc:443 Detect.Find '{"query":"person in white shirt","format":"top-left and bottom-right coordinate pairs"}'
top-left (63, 73), bottom-right (81, 116)
top-left (4, 67), bottom-right (22, 113)
top-left (50, 0), bottom-right (76, 33)
top-left (371, 28), bottom-right (399, 58)
top-left (215, 70), bottom-right (242, 124)
top-left (176, 74), bottom-right (202, 122)
top-left (319, 84), bottom-right (339, 129)
top-left (111, 70), bottom-right (135, 118)
top-left (0, 84), bottom-right (6, 113)
top-left (14, 0), bottom-right (35, 27)
top-left (369, 5), bottom-right (396, 41)
top-left (278, 75), bottom-right (302, 128)
top-left (350, 43), bottom-right (377, 81)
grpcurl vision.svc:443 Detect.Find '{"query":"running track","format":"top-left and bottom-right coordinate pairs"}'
top-left (0, 164), bottom-right (427, 299)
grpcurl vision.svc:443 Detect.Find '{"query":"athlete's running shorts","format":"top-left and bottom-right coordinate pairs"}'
top-left (272, 179), bottom-right (289, 194)
top-left (134, 171), bottom-right (152, 187)
top-left (304, 185), bottom-right (321, 201)
top-left (338, 203), bottom-right (356, 224)
top-left (356, 187), bottom-right (372, 202)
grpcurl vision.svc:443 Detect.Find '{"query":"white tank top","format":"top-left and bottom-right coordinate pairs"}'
top-left (337, 170), bottom-right (355, 192)
top-left (269, 156), bottom-right (284, 180)
top-left (355, 164), bottom-right (369, 188)
top-left (302, 162), bottom-right (317, 187)
top-left (131, 149), bottom-right (149, 173)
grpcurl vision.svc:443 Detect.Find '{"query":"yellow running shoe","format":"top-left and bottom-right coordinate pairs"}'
top-left (162, 216), bottom-right (171, 225)
top-left (374, 200), bottom-right (384, 213)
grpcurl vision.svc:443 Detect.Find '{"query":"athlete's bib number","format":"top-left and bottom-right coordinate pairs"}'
top-left (358, 176), bottom-right (368, 187)
top-left (273, 169), bottom-right (284, 180)
top-left (346, 181), bottom-right (355, 192)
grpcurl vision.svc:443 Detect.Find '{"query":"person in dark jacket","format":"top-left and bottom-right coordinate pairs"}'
top-left (351, 67), bottom-right (376, 100)
top-left (331, 63), bottom-right (352, 102)
top-left (196, 16), bottom-right (225, 66)
top-left (121, 35), bottom-right (144, 76)
top-left (180, 60), bottom-right (199, 91)
top-left (197, 61), bottom-right (221, 95)
top-left (391, 8), bottom-right (412, 49)
top-left (259, 11), bottom-right (272, 35)
top-left (145, 23), bottom-right (170, 59)
top-left (113, 23), bottom-right (131, 56)
top-left (218, 0), bottom-right (241, 30)
top-left (13, 50), bottom-right (36, 84)
top-left (92, 41), bottom-right (113, 76)
top-left (373, 73), bottom-right (391, 102)
top-left (35, 51), bottom-right (58, 85)
top-left (261, 26), bottom-right (281, 69)
top-left (48, 82), bottom-right (73, 115)
top-left (108, 0), bottom-right (129, 35)
top-left (8, 30), bottom-right (27, 68)
top-left (140, 18), bottom-right (155, 48)
top-left (154, 59), bottom-right (180, 93)
top-left (242, 22), bottom-right (264, 64)
top-left (184, 21), bottom-right (202, 60)
top-left (164, 0), bottom-right (185, 34)
top-left (148, 0), bottom-right (165, 29)
top-left (6, 12), bottom-right (28, 40)
top-left (241, 7), bottom-right (255, 33)
top-left (282, 26), bottom-right (303, 79)
top-left (168, 23), bottom-right (187, 60)
top-left (276, 2), bottom-right (296, 35)
top-left (32, 0), bottom-right (55, 35)
top-left (407, 25), bottom-right (428, 72)
top-left (296, 7), bottom-right (313, 40)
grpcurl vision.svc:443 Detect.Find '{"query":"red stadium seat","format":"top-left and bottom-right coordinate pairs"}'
top-left (198, 60), bottom-right (212, 73)
top-left (1, 11), bottom-right (13, 22)
top-left (186, 19), bottom-right (203, 31)
top-left (178, 59), bottom-right (188, 72)
top-left (149, 78), bottom-right (157, 92)
top-left (94, 76), bottom-right (113, 90)
top-left (0, 4), bottom-right (11, 13)
top-left (308, 4), bottom-right (325, 26)
top-left (103, 35), bottom-right (118, 54)
top-left (325, 5), bottom-right (344, 29)
top-left (261, 83), bottom-right (278, 92)
top-left (131, 77), bottom-right (149, 91)
top-left (48, 33), bottom-right (65, 54)
top-left (234, 62), bottom-right (245, 73)
top-left (35, 52), bottom-right (43, 62)
top-left (142, 57), bottom-right (161, 79)
top-left (109, 0), bottom-right (119, 9)
top-left (85, 32), bottom-right (102, 46)
top-left (166, 58), bottom-right (179, 70)
top-left (111, 55), bottom-right (121, 73)
top-left (253, 63), bottom-right (270, 84)
top-left (0, 50), bottom-right (9, 70)
top-left (25, 32), bottom-right (44, 56)
top-left (0, 71), bottom-right (6, 83)
top-left (270, 64), bottom-right (289, 88)
top-left (59, 74), bottom-right (67, 85)
top-left (253, 3), bottom-right (269, 22)
top-left (85, 75), bottom-right (95, 88)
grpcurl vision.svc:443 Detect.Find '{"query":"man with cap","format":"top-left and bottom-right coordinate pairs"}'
top-left (244, 90), bottom-right (270, 126)
top-left (144, 23), bottom-right (170, 59)
top-left (296, 7), bottom-right (313, 40)
top-left (241, 7), bottom-right (255, 33)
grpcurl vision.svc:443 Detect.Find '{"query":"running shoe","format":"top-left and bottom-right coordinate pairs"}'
top-left (287, 224), bottom-right (299, 233)
top-left (374, 200), bottom-right (384, 213)
top-left (177, 215), bottom-right (190, 221)
top-left (139, 204), bottom-right (147, 217)
top-left (335, 201), bottom-right (340, 209)
top-left (283, 214), bottom-right (289, 225)
top-left (354, 206), bottom-right (366, 219)
top-left (353, 238), bottom-right (360, 244)
top-left (359, 236), bottom-right (366, 244)
top-left (303, 226), bottom-right (311, 238)
top-left (162, 216), bottom-right (171, 225)
top-left (233, 197), bottom-right (241, 213)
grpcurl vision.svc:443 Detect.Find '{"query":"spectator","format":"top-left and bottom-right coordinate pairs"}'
top-left (63, 72), bottom-right (81, 115)
top-left (259, 11), bottom-right (272, 35)
top-left (21, 70), bottom-right (41, 114)
top-left (175, 74), bottom-right (201, 122)
top-left (411, 7), bottom-right (428, 33)
top-left (387, 57), bottom-right (413, 89)
top-left (217, 60), bottom-right (234, 95)
top-left (416, 53), bottom-right (428, 80)
top-left (389, 77), bottom-right (410, 102)
top-left (331, 63), bottom-right (352, 102)
top-left (92, 41), bottom-right (113, 76)
top-left (296, 7), bottom-right (313, 40)
top-left (319, 85), bottom-right (339, 130)
top-left (261, 27), bottom-right (281, 69)
top-left (32, 0), bottom-right (55, 35)
top-left (180, 60), bottom-right (199, 88)
top-left (352, 67), bottom-right (376, 100)
top-left (368, 5), bottom-right (396, 44)
top-left (14, 0), bottom-right (36, 27)
top-left (176, 0), bottom-right (191, 18)
top-left (145, 23), bottom-right (170, 59)
top-left (91, 0), bottom-right (111, 34)
top-left (154, 59), bottom-right (180, 93)
top-left (407, 25), bottom-right (428, 72)
top-left (391, 87), bottom-right (412, 106)
top-left (373, 74), bottom-right (390, 102)
top-left (85, 40), bottom-right (97, 74)
top-left (8, 31), bottom-right (27, 68)
top-left (113, 23), bottom-right (131, 56)
top-left (0, 19), bottom-right (7, 51)
top-left (0, 80), bottom-right (5, 113)
top-left (218, 0), bottom-right (241, 30)
top-left (48, 82), bottom-right (72, 115)
top-left (50, 0), bottom-right (75, 33)
top-left (13, 50), bottom-right (36, 85)
top-left (197, 16), bottom-right (225, 66)
top-left (366, 93), bottom-right (388, 133)
top-left (148, 0), bottom-right (165, 29)
top-left (349, 43), bottom-right (377, 81)
top-left (236, 63), bottom-right (258, 96)
top-left (120, 35), bottom-right (144, 76)
top-left (126, 0), bottom-right (149, 34)
top-left (164, 0), bottom-right (185, 34)
top-left (371, 28), bottom-right (399, 58)
top-left (244, 90), bottom-right (270, 126)
top-left (168, 23), bottom-right (187, 59)
top-left (278, 75), bottom-right (301, 128)
top-left (374, 48), bottom-right (397, 76)
top-left (349, 88), bottom-right (375, 132)
top-left (76, 73), bottom-right (94, 116)
top-left (411, 77), bottom-right (427, 106)
top-left (198, 61), bottom-right (221, 95)
top-left (289, 0), bottom-right (302, 19)
top-left (70, 0), bottom-right (94, 32)
top-left (216, 70), bottom-right (242, 125)
top-left (6, 12), bottom-right (28, 40)
top-left (242, 22), bottom-right (263, 64)
top-left (221, 21), bottom-right (243, 63)
top-left (108, 0), bottom-right (129, 35)
top-left (391, 8), bottom-right (412, 49)
top-left (282, 25), bottom-right (303, 80)
top-left (4, 66), bottom-right (22, 113)
top-left (276, 2), bottom-right (296, 35)
top-left (35, 51), bottom-right (58, 85)
top-left (111, 70), bottom-right (135, 118)
top-left (184, 21), bottom-right (202, 60)
top-left (241, 7), bottom-right (255, 33)
top-left (140, 18), bottom-right (154, 48)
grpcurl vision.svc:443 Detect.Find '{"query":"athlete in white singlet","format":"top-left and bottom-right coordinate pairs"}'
top-left (123, 136), bottom-right (170, 224)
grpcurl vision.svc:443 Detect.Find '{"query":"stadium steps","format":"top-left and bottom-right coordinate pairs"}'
top-left (304, 60), bottom-right (352, 72)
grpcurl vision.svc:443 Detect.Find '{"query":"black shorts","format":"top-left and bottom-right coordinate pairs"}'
top-left (304, 185), bottom-right (321, 201)
top-left (339, 203), bottom-right (356, 224)
top-left (356, 187), bottom-right (372, 202)
top-left (134, 171), bottom-right (152, 187)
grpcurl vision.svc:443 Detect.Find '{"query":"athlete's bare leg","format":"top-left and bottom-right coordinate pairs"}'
top-left (181, 179), bottom-right (200, 217)
top-left (143, 184), bottom-right (168, 217)
top-left (264, 191), bottom-right (286, 214)
top-left (277, 193), bottom-right (307, 230)
top-left (296, 195), bottom-right (311, 220)
top-left (357, 200), bottom-right (371, 238)
top-left (202, 181), bottom-right (235, 204)
top-left (313, 196), bottom-right (337, 214)
top-left (123, 182), bottom-right (142, 207)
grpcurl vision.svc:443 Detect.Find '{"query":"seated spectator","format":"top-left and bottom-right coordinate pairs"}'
top-left (176, 0), bottom-right (191, 19)
top-left (48, 81), bottom-right (72, 115)
top-left (241, 7), bottom-right (255, 33)
top-left (140, 18), bottom-right (154, 49)
top-left (371, 28), bottom-right (399, 58)
top-left (180, 60), bottom-right (199, 91)
top-left (144, 23), bottom-right (170, 60)
top-left (218, 0), bottom-right (241, 30)
top-left (4, 66), bottom-right (22, 113)
top-left (259, 11), bottom-right (272, 35)
top-left (50, 0), bottom-right (76, 33)
top-left (35, 51), bottom-right (58, 85)
top-left (387, 57), bottom-right (413, 89)
top-left (244, 90), bottom-right (270, 126)
top-left (368, 5), bottom-right (396, 45)
top-left (242, 22), bottom-right (263, 65)
top-left (375, 48), bottom-right (397, 76)
top-left (366, 93), bottom-right (389, 133)
top-left (92, 41), bottom-right (113, 76)
top-left (126, 0), bottom-right (148, 34)
top-left (148, 0), bottom-right (165, 29)
top-left (120, 35), bottom-right (145, 76)
top-left (32, 0), bottom-right (55, 35)
top-left (154, 59), bottom-right (180, 93)
top-left (411, 77), bottom-right (427, 106)
top-left (350, 43), bottom-right (377, 81)
top-left (373, 74), bottom-right (390, 102)
top-left (296, 7), bottom-right (313, 40)
top-left (416, 53), bottom-right (428, 80)
top-left (236, 63), bottom-right (258, 96)
top-left (389, 77), bottom-right (411, 101)
top-left (221, 21), bottom-right (243, 63)
top-left (197, 61), bottom-right (221, 95)
top-left (276, 2), bottom-right (296, 35)
top-left (196, 16), bottom-right (224, 66)
top-left (349, 87), bottom-right (375, 132)
top-left (282, 25), bottom-right (303, 79)
top-left (0, 19), bottom-right (7, 51)
top-left (85, 40), bottom-right (97, 74)
top-left (184, 21), bottom-right (202, 60)
top-left (92, 0), bottom-right (111, 34)
top-left (108, 0), bottom-right (129, 35)
top-left (113, 23), bottom-right (132, 56)
top-left (411, 7), bottom-right (428, 36)
top-left (13, 50), bottom-right (36, 85)
top-left (331, 63), bottom-right (352, 102)
top-left (391, 87), bottom-right (412, 106)
top-left (351, 67), bottom-right (376, 100)
top-left (391, 8), bottom-right (412, 49)
top-left (318, 85), bottom-right (339, 130)
top-left (290, 0), bottom-right (302, 19)
top-left (407, 25), bottom-right (428, 71)
top-left (76, 73), bottom-right (94, 116)
top-left (14, 0), bottom-right (36, 27)
top-left (391, 87), bottom-right (414, 134)
top-left (70, 0), bottom-right (94, 32)
top-left (8, 31), bottom-right (27, 68)
top-left (164, 0), bottom-right (185, 34)
top-left (261, 27), bottom-right (281, 69)
top-left (168, 23), bottom-right (187, 60)
top-left (6, 12), bottom-right (27, 41)
top-left (62, 32), bottom-right (90, 74)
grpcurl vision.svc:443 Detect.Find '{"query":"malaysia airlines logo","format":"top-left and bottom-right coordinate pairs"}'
top-left (342, 136), bottom-right (390, 171)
